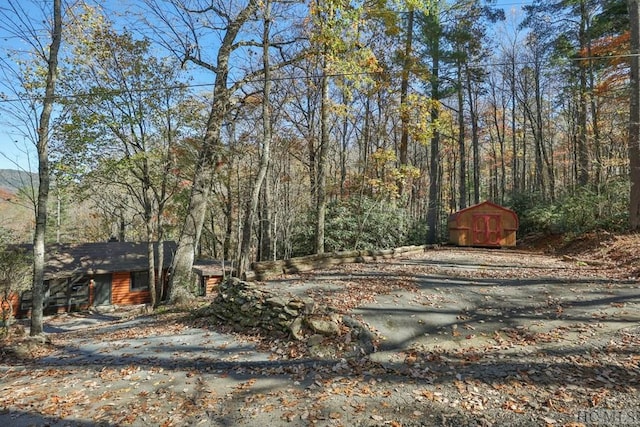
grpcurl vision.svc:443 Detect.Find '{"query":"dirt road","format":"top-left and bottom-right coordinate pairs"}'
top-left (2, 247), bottom-right (640, 426)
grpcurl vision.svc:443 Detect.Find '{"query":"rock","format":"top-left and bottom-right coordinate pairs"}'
top-left (6, 344), bottom-right (31, 359)
top-left (287, 300), bottom-right (305, 310)
top-left (307, 317), bottom-right (340, 336)
top-left (266, 296), bottom-right (287, 308)
top-left (212, 278), bottom-right (308, 335)
top-left (28, 333), bottom-right (50, 345)
top-left (289, 317), bottom-right (304, 340)
top-left (342, 315), bottom-right (376, 354)
top-left (307, 334), bottom-right (325, 347)
top-left (283, 306), bottom-right (300, 317)
top-left (303, 299), bottom-right (316, 315)
top-left (209, 277), bottom-right (376, 356)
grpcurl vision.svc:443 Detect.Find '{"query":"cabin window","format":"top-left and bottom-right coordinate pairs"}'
top-left (130, 271), bottom-right (149, 292)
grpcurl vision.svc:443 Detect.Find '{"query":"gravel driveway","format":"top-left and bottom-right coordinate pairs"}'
top-left (2, 247), bottom-right (640, 426)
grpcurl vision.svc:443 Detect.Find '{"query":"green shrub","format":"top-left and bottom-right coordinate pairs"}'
top-left (290, 196), bottom-right (417, 256)
top-left (510, 180), bottom-right (629, 235)
top-left (559, 180), bottom-right (629, 233)
top-left (406, 219), bottom-right (429, 245)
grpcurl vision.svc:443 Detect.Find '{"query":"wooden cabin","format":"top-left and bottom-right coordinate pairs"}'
top-left (448, 201), bottom-right (519, 247)
top-left (192, 260), bottom-right (233, 297)
top-left (11, 241), bottom-right (176, 318)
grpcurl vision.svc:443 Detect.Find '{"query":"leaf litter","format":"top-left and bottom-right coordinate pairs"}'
top-left (2, 234), bottom-right (640, 426)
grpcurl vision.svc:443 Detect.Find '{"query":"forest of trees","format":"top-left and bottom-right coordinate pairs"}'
top-left (0, 0), bottom-right (639, 325)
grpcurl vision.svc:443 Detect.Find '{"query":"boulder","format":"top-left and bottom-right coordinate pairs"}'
top-left (306, 317), bottom-right (340, 336)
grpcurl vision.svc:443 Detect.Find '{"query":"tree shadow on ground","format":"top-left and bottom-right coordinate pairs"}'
top-left (11, 301), bottom-right (639, 389)
top-left (4, 250), bottom-right (640, 426)
top-left (0, 410), bottom-right (115, 427)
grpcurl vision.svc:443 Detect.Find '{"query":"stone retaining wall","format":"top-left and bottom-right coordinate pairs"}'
top-left (208, 278), bottom-right (375, 356)
top-left (247, 245), bottom-right (427, 281)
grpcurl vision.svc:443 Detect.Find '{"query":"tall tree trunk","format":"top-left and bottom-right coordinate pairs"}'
top-left (521, 59), bottom-right (547, 198)
top-left (466, 65), bottom-right (480, 204)
top-left (629, 0), bottom-right (640, 230)
top-left (142, 159), bottom-right (157, 308)
top-left (146, 238), bottom-right (157, 307)
top-left (457, 64), bottom-right (467, 210)
top-left (426, 40), bottom-right (441, 244)
top-left (119, 212), bottom-right (126, 241)
top-left (499, 121), bottom-right (506, 204)
top-left (223, 176), bottom-right (233, 261)
top-left (31, 0), bottom-right (61, 337)
top-left (156, 238), bottom-right (165, 302)
top-left (577, 0), bottom-right (590, 186)
top-left (156, 92), bottom-right (175, 302)
top-left (534, 60), bottom-right (546, 197)
top-left (399, 8), bottom-right (414, 174)
top-left (169, 0), bottom-right (258, 297)
top-left (314, 0), bottom-right (332, 255)
top-left (145, 205), bottom-right (157, 308)
top-left (238, 0), bottom-right (273, 277)
top-left (170, 114), bottom-right (222, 296)
top-left (221, 145), bottom-right (235, 262)
top-left (521, 108), bottom-right (528, 192)
top-left (510, 52), bottom-right (519, 197)
top-left (340, 88), bottom-right (349, 196)
top-left (315, 62), bottom-right (329, 254)
top-left (587, 39), bottom-right (602, 188)
top-left (489, 79), bottom-right (507, 204)
top-left (361, 95), bottom-right (371, 176)
top-left (259, 177), bottom-right (273, 261)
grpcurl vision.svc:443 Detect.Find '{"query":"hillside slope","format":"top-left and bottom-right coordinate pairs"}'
top-left (0, 169), bottom-right (36, 193)
top-left (523, 231), bottom-right (640, 279)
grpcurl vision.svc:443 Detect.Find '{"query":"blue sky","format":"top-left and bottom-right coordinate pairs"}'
top-left (0, 0), bottom-right (52, 172)
top-left (0, 141), bottom-right (34, 171)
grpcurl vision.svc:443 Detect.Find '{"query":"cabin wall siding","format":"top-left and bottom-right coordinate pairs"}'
top-left (5, 292), bottom-right (20, 321)
top-left (111, 271), bottom-right (150, 305)
top-left (204, 276), bottom-right (222, 296)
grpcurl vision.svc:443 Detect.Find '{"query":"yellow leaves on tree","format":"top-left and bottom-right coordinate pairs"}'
top-left (366, 148), bottom-right (421, 199)
top-left (308, 0), bottom-right (384, 100)
top-left (401, 93), bottom-right (450, 146)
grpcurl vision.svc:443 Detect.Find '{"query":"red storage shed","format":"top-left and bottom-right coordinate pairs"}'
top-left (448, 201), bottom-right (519, 247)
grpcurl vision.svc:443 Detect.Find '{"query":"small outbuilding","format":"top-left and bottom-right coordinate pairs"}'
top-left (192, 260), bottom-right (233, 297)
top-left (448, 201), bottom-right (519, 247)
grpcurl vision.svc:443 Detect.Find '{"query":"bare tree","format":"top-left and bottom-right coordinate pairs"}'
top-left (0, 0), bottom-right (62, 336)
top-left (142, 0), bottom-right (260, 296)
top-left (237, 0), bottom-right (274, 276)
top-left (32, 0), bottom-right (61, 336)
top-left (629, 0), bottom-right (640, 230)
top-left (59, 13), bottom-right (187, 307)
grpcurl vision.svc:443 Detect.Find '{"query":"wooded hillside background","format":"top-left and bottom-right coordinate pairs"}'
top-left (0, 0), bottom-right (638, 295)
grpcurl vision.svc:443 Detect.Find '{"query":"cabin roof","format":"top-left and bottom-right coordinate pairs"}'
top-left (192, 259), bottom-right (233, 277)
top-left (17, 241), bottom-right (177, 280)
